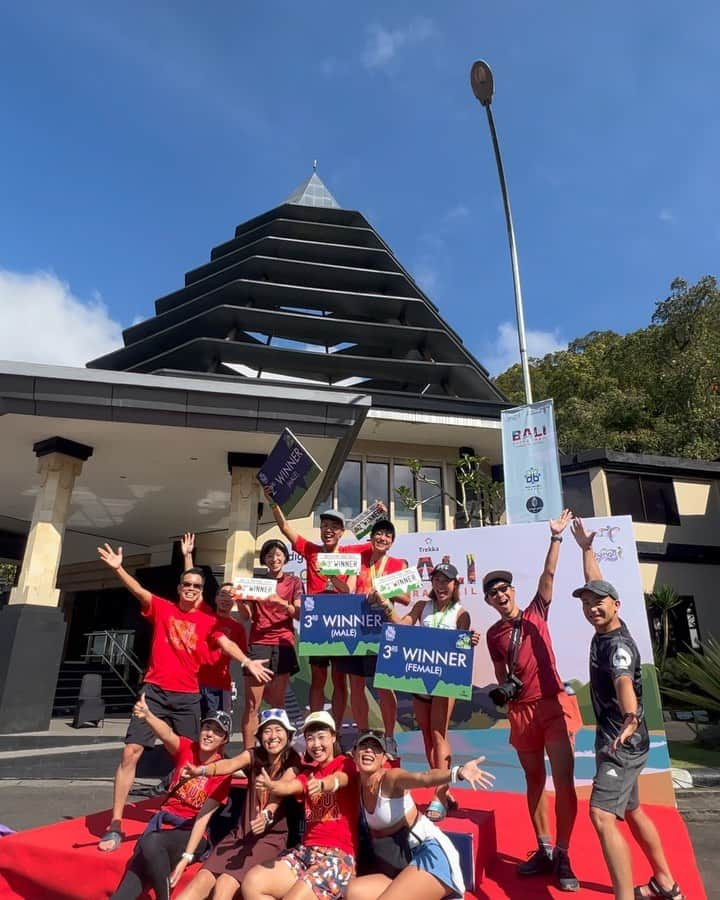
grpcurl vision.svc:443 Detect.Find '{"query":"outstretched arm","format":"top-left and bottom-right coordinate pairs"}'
top-left (97, 544), bottom-right (152, 610)
top-left (182, 749), bottom-right (252, 779)
top-left (570, 518), bottom-right (602, 582)
top-left (214, 634), bottom-right (273, 684)
top-left (170, 797), bottom-right (222, 886)
top-left (537, 509), bottom-right (573, 604)
top-left (132, 693), bottom-right (180, 755)
top-left (383, 757), bottom-right (494, 793)
top-left (180, 532), bottom-right (195, 571)
top-left (263, 485), bottom-right (300, 545)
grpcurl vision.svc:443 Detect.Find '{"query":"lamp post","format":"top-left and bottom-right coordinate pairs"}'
top-left (470, 60), bottom-right (533, 403)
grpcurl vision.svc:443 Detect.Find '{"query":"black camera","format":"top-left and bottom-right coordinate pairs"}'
top-left (489, 674), bottom-right (524, 707)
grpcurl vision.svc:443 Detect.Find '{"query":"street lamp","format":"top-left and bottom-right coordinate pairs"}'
top-left (470, 60), bottom-right (533, 403)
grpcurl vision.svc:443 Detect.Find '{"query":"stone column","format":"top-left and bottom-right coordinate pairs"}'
top-left (0, 437), bottom-right (93, 733)
top-left (224, 453), bottom-right (266, 581)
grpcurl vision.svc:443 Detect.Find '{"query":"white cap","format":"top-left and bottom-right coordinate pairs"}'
top-left (302, 710), bottom-right (337, 733)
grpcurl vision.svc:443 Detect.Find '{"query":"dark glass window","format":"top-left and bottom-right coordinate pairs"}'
top-left (562, 472), bottom-right (595, 519)
top-left (366, 462), bottom-right (389, 509)
top-left (606, 472), bottom-right (679, 525)
top-left (336, 460), bottom-right (362, 521)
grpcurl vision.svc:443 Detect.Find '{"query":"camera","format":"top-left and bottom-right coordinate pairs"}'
top-left (489, 674), bottom-right (524, 707)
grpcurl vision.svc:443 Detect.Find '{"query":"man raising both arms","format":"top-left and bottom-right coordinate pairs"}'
top-left (571, 519), bottom-right (684, 900)
top-left (96, 543), bottom-right (270, 852)
top-left (484, 509), bottom-right (582, 892)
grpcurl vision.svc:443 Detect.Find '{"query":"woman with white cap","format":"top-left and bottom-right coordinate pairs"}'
top-left (382, 562), bottom-right (479, 823)
top-left (349, 731), bottom-right (494, 900)
top-left (176, 709), bottom-right (302, 900)
top-left (242, 711), bottom-right (359, 900)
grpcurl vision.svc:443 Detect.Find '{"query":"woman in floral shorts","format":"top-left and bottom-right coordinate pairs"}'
top-left (242, 711), bottom-right (358, 900)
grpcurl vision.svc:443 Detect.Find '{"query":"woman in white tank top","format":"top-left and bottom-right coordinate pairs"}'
top-left (346, 731), bottom-right (494, 900)
top-left (379, 562), bottom-right (480, 823)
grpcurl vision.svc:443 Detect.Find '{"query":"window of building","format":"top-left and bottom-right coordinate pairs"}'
top-left (606, 472), bottom-right (680, 525)
top-left (562, 472), bottom-right (595, 519)
top-left (316, 457), bottom-right (446, 533)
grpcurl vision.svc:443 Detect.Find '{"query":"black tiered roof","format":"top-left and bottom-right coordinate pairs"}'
top-left (88, 174), bottom-right (506, 416)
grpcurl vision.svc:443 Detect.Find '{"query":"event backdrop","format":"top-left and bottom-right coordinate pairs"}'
top-left (284, 516), bottom-right (674, 804)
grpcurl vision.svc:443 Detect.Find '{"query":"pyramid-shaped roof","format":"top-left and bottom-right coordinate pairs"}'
top-left (88, 175), bottom-right (507, 417)
top-left (285, 172), bottom-right (341, 209)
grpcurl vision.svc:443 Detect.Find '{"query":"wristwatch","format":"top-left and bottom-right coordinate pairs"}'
top-left (550, 535), bottom-right (563, 543)
top-left (263, 808), bottom-right (275, 825)
top-left (181, 852), bottom-right (194, 862)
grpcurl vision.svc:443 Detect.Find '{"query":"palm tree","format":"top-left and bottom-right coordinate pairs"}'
top-left (660, 638), bottom-right (720, 714)
top-left (644, 584), bottom-right (683, 671)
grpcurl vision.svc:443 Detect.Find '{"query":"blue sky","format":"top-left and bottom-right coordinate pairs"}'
top-left (1, 2), bottom-right (719, 375)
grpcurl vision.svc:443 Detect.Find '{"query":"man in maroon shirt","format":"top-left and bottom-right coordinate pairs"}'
top-left (95, 543), bottom-right (267, 853)
top-left (484, 509), bottom-right (582, 892)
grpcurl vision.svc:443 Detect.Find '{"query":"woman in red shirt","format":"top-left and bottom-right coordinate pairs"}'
top-left (109, 696), bottom-right (232, 900)
top-left (242, 711), bottom-right (359, 900)
top-left (238, 539), bottom-right (303, 749)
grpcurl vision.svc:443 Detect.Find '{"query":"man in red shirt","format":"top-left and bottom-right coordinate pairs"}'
top-left (265, 490), bottom-right (366, 724)
top-left (96, 543), bottom-right (268, 853)
top-left (484, 509), bottom-right (582, 892)
top-left (338, 518), bottom-right (409, 752)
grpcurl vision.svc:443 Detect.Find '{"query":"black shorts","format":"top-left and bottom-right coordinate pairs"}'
top-left (125, 683), bottom-right (200, 748)
top-left (590, 743), bottom-right (648, 820)
top-left (333, 655), bottom-right (377, 677)
top-left (308, 655), bottom-right (331, 668)
top-left (248, 643), bottom-right (299, 676)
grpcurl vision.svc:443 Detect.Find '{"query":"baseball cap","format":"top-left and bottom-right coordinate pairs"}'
top-left (255, 707), bottom-right (296, 738)
top-left (572, 579), bottom-right (620, 601)
top-left (302, 710), bottom-right (337, 733)
top-left (260, 539), bottom-right (289, 564)
top-left (483, 569), bottom-right (513, 593)
top-left (354, 730), bottom-right (387, 751)
top-left (319, 509), bottom-right (345, 529)
top-left (370, 518), bottom-right (396, 539)
top-left (430, 562), bottom-right (459, 581)
top-left (201, 710), bottom-right (232, 738)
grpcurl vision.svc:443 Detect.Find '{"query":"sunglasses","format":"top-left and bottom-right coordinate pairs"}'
top-left (259, 708), bottom-right (286, 724)
top-left (181, 581), bottom-right (203, 590)
top-left (487, 583), bottom-right (512, 597)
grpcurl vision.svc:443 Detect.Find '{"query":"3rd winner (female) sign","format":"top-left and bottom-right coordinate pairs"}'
top-left (374, 624), bottom-right (473, 700)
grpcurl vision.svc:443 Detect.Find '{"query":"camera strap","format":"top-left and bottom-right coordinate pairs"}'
top-left (506, 612), bottom-right (523, 676)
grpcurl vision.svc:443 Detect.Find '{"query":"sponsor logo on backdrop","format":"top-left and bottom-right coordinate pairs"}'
top-left (526, 496), bottom-right (544, 515)
top-left (595, 524), bottom-right (624, 563)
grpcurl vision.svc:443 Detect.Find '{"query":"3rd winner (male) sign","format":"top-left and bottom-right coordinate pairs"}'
top-left (374, 624), bottom-right (473, 700)
top-left (299, 594), bottom-right (385, 656)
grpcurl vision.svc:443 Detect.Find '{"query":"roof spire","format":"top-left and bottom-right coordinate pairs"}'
top-left (285, 168), bottom-right (340, 209)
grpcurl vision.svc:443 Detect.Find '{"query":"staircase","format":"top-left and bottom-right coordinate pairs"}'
top-left (52, 661), bottom-right (138, 717)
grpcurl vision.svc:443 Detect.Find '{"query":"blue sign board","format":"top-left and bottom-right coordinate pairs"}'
top-left (257, 428), bottom-right (322, 515)
top-left (373, 623), bottom-right (473, 700)
top-left (299, 594), bottom-right (386, 656)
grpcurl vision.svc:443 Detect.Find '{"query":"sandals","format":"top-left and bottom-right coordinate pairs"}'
top-left (98, 829), bottom-right (123, 852)
top-left (426, 799), bottom-right (447, 823)
top-left (634, 877), bottom-right (684, 899)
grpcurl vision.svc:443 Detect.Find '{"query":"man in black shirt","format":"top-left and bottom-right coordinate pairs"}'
top-left (571, 520), bottom-right (684, 900)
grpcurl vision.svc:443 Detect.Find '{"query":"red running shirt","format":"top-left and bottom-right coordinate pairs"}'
top-left (354, 551), bottom-right (406, 595)
top-left (297, 755), bottom-right (359, 857)
top-left (163, 736), bottom-right (231, 819)
top-left (293, 537), bottom-right (370, 595)
top-left (249, 573), bottom-right (302, 645)
top-left (142, 595), bottom-right (217, 694)
top-left (486, 592), bottom-right (565, 703)
top-left (198, 615), bottom-right (248, 691)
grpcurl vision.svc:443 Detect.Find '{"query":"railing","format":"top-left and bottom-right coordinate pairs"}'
top-left (83, 630), bottom-right (143, 695)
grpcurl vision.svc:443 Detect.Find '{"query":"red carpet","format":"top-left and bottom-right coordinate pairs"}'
top-left (0, 790), bottom-right (706, 899)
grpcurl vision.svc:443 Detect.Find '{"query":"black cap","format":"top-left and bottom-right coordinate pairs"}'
top-left (572, 579), bottom-right (619, 601)
top-left (430, 562), bottom-right (459, 581)
top-left (370, 518), bottom-right (396, 539)
top-left (260, 539), bottom-right (289, 564)
top-left (482, 569), bottom-right (513, 593)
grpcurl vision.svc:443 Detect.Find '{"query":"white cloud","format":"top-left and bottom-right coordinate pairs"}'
top-left (480, 321), bottom-right (567, 377)
top-left (0, 269), bottom-right (122, 366)
top-left (443, 204), bottom-right (470, 222)
top-left (361, 18), bottom-right (435, 69)
top-left (658, 209), bottom-right (675, 224)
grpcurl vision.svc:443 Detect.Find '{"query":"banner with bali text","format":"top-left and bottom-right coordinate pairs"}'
top-left (501, 399), bottom-right (563, 523)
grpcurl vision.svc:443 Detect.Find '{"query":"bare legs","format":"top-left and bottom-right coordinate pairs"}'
top-left (517, 749), bottom-right (550, 840)
top-left (99, 742), bottom-right (144, 850)
top-left (242, 674), bottom-right (290, 749)
top-left (309, 664), bottom-right (328, 713)
top-left (413, 695), bottom-right (454, 810)
top-left (349, 675), bottom-right (370, 731)
top-left (347, 867), bottom-right (451, 900)
top-left (377, 689), bottom-right (397, 740)
top-left (589, 807), bottom-right (635, 900)
top-left (546, 739), bottom-right (578, 849)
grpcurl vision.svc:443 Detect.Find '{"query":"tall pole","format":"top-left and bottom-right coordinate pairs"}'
top-left (470, 61), bottom-right (533, 403)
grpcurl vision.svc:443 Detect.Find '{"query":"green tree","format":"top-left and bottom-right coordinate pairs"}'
top-left (644, 584), bottom-right (684, 671)
top-left (494, 276), bottom-right (720, 459)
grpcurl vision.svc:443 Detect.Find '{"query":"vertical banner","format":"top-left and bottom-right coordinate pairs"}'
top-left (501, 399), bottom-right (563, 524)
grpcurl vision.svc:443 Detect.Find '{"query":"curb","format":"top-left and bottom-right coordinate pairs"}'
top-left (672, 766), bottom-right (720, 789)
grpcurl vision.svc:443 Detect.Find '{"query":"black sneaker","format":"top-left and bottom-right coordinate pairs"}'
top-left (554, 849), bottom-right (580, 892)
top-left (517, 847), bottom-right (554, 876)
